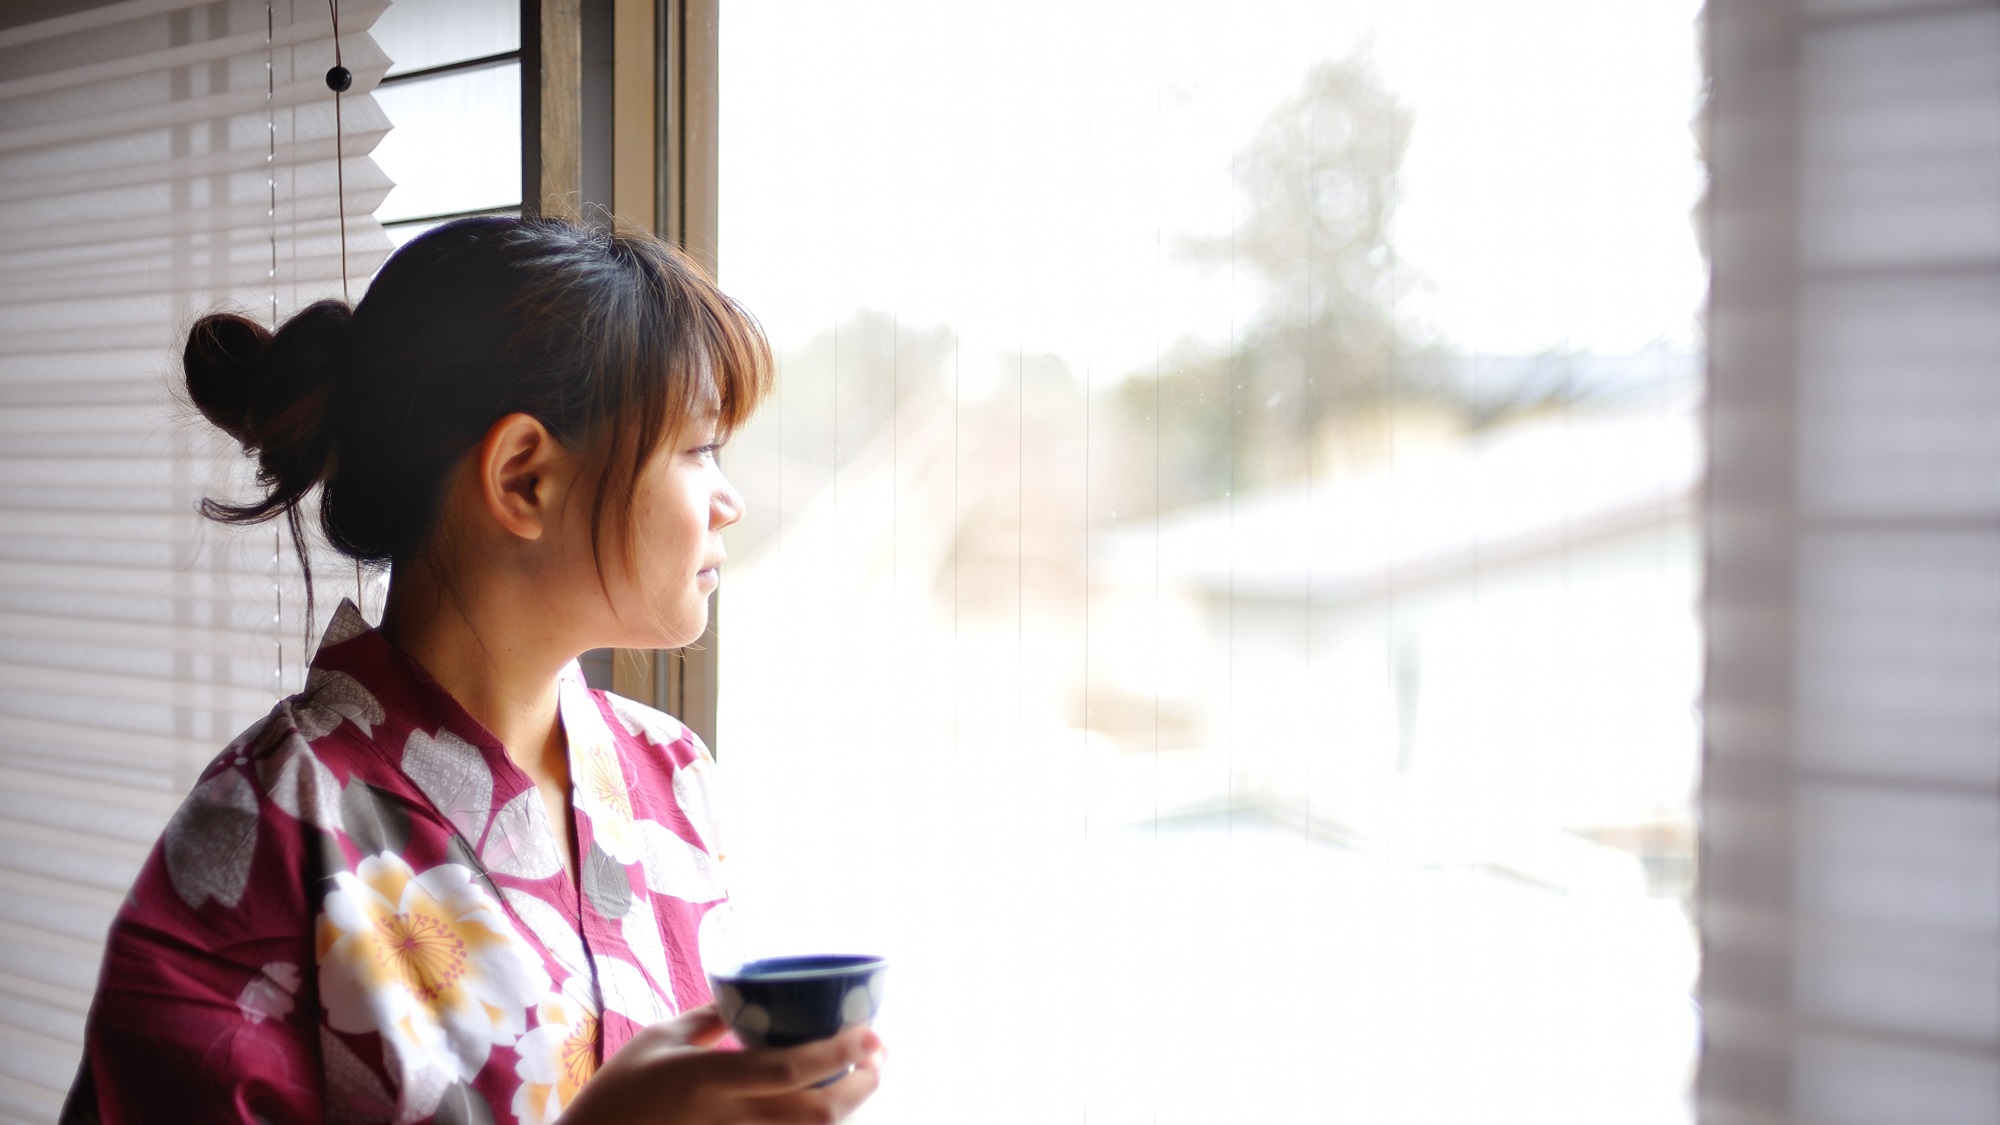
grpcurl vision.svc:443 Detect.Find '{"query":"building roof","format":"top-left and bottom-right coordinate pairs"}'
top-left (1094, 406), bottom-right (1700, 604)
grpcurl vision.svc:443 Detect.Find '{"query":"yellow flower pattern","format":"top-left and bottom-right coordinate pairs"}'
top-left (375, 910), bottom-right (468, 1001)
top-left (564, 685), bottom-right (645, 864)
top-left (100, 604), bottom-right (729, 1123)
top-left (512, 990), bottom-right (602, 1125)
top-left (318, 853), bottom-right (551, 1095)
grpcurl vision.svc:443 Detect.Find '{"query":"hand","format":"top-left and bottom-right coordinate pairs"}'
top-left (559, 1005), bottom-right (885, 1125)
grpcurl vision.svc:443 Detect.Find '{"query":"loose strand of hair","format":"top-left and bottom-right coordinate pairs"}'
top-left (287, 502), bottom-right (316, 665)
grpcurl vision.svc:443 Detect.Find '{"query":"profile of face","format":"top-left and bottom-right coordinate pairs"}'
top-left (610, 419), bottom-right (743, 648)
top-left (458, 406), bottom-right (745, 657)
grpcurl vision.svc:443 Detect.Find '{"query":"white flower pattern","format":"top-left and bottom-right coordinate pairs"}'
top-left (91, 602), bottom-right (731, 1123)
top-left (484, 789), bottom-right (566, 880)
top-left (564, 684), bottom-right (645, 865)
top-left (236, 962), bottom-right (301, 1024)
top-left (258, 734), bottom-right (345, 832)
top-left (401, 728), bottom-right (493, 844)
top-left (317, 853), bottom-right (550, 1094)
top-left (618, 896), bottom-right (681, 1012)
top-left (638, 818), bottom-right (726, 904)
top-left (595, 955), bottom-right (673, 1025)
top-left (295, 668), bottom-right (386, 741)
top-left (163, 766), bottom-right (259, 910)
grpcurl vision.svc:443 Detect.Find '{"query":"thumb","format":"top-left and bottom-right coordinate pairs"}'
top-left (649, 1004), bottom-right (728, 1049)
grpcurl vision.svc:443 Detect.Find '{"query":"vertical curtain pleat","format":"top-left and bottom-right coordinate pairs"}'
top-left (0, 1), bottom-right (389, 1117)
top-left (1702, 0), bottom-right (2000, 1121)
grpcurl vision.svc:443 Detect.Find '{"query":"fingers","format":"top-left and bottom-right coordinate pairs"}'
top-left (732, 1054), bottom-right (883, 1125)
top-left (708, 1027), bottom-right (880, 1095)
top-left (569, 1022), bottom-right (884, 1125)
top-left (665, 1004), bottom-right (730, 1049)
top-left (818, 1050), bottom-right (882, 1117)
top-left (620, 1004), bottom-right (728, 1056)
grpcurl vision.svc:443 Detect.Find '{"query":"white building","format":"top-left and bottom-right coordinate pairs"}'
top-left (1091, 400), bottom-right (1701, 896)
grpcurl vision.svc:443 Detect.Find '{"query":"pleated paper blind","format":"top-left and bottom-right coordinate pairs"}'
top-left (0, 0), bottom-right (390, 1117)
top-left (1702, 0), bottom-right (2000, 1119)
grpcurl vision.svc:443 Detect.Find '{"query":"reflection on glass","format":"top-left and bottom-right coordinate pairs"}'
top-left (716, 2), bottom-right (1704, 1122)
top-left (371, 64), bottom-right (522, 223)
top-left (371, 0), bottom-right (520, 76)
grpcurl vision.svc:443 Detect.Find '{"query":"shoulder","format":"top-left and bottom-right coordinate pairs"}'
top-left (172, 699), bottom-right (307, 821)
top-left (133, 700), bottom-right (332, 927)
top-left (165, 683), bottom-right (365, 868)
top-left (173, 668), bottom-right (390, 802)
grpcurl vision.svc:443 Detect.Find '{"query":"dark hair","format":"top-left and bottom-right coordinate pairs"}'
top-left (183, 214), bottom-right (770, 605)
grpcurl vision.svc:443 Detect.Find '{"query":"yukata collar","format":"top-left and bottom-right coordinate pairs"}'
top-left (304, 598), bottom-right (619, 779)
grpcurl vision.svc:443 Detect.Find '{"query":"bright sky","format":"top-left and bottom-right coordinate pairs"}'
top-left (718, 0), bottom-right (1707, 375)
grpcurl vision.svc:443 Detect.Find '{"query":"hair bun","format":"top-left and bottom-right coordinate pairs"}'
top-left (183, 312), bottom-right (272, 444)
top-left (184, 300), bottom-right (352, 522)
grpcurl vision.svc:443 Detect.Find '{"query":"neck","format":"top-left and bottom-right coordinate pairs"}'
top-left (378, 559), bottom-right (572, 771)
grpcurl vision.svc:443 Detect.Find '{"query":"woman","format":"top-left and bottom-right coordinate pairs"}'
top-left (61, 216), bottom-right (882, 1124)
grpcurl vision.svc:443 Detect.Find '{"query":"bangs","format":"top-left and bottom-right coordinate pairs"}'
top-left (621, 232), bottom-right (772, 443)
top-left (578, 226), bottom-right (772, 587)
top-left (680, 272), bottom-right (773, 440)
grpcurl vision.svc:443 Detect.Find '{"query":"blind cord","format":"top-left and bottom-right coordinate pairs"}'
top-left (323, 0), bottom-right (360, 618)
top-left (267, 1), bottom-right (284, 691)
top-left (325, 0), bottom-right (351, 306)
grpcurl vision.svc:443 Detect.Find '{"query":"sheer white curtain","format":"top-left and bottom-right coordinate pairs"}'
top-left (0, 0), bottom-right (389, 1116)
top-left (1702, 0), bottom-right (2000, 1119)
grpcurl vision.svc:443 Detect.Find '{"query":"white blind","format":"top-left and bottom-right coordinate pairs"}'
top-left (0, 0), bottom-right (390, 1118)
top-left (1702, 0), bottom-right (2000, 1120)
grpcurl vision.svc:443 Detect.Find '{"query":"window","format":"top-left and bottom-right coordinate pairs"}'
top-left (712, 3), bottom-right (1704, 1121)
top-left (367, 0), bottom-right (524, 248)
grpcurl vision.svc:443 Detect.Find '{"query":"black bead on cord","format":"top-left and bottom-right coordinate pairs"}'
top-left (325, 0), bottom-right (350, 302)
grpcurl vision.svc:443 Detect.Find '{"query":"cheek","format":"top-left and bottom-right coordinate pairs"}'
top-left (634, 472), bottom-right (712, 567)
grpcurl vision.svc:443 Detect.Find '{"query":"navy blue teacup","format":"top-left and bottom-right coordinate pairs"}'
top-left (707, 954), bottom-right (888, 1056)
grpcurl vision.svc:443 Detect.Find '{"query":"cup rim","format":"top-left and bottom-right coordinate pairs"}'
top-left (708, 954), bottom-right (888, 983)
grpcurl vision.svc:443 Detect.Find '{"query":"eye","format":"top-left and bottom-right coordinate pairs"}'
top-left (689, 442), bottom-right (722, 462)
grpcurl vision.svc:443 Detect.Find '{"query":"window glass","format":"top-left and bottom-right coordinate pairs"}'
top-left (382, 210), bottom-right (521, 250)
top-left (717, 1), bottom-right (1703, 1122)
top-left (371, 0), bottom-right (520, 76)
top-left (371, 63), bottom-right (523, 224)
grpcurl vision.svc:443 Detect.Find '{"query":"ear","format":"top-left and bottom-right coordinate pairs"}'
top-left (474, 412), bottom-right (568, 542)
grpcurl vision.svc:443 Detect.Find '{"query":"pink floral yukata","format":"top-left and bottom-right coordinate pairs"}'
top-left (63, 601), bottom-right (729, 1124)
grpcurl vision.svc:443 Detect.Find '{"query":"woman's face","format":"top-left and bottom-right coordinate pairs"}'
top-left (603, 418), bottom-right (742, 649)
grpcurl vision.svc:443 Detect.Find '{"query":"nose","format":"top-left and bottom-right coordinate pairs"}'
top-left (711, 472), bottom-right (744, 531)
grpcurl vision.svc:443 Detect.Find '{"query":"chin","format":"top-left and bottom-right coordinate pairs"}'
top-left (604, 603), bottom-right (707, 652)
top-left (656, 608), bottom-right (710, 650)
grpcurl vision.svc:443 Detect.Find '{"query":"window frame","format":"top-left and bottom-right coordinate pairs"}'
top-left (529, 0), bottom-right (722, 747)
